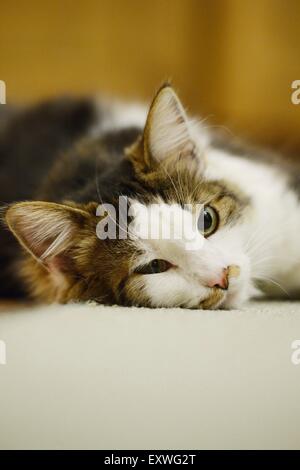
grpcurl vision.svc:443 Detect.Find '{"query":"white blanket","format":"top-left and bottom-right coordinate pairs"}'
top-left (0, 300), bottom-right (300, 449)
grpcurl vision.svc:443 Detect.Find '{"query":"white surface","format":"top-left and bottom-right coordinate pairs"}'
top-left (0, 300), bottom-right (300, 450)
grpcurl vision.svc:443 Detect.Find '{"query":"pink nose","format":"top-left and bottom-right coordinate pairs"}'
top-left (207, 267), bottom-right (229, 290)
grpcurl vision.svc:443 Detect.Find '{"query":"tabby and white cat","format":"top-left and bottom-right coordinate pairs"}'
top-left (1, 84), bottom-right (300, 308)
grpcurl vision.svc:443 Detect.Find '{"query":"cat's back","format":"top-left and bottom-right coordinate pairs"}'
top-left (0, 97), bottom-right (147, 203)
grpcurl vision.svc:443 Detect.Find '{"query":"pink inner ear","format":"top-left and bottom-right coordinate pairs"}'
top-left (45, 253), bottom-right (72, 274)
top-left (45, 256), bottom-right (70, 292)
top-left (20, 223), bottom-right (60, 260)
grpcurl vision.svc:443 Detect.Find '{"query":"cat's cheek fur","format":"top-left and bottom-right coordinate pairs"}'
top-left (141, 271), bottom-right (209, 309)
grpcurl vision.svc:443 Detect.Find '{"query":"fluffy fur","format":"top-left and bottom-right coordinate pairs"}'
top-left (1, 84), bottom-right (300, 309)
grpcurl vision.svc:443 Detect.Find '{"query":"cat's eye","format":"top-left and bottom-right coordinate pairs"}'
top-left (135, 259), bottom-right (172, 275)
top-left (198, 205), bottom-right (219, 237)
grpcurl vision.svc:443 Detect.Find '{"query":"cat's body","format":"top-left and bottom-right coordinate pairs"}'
top-left (1, 85), bottom-right (300, 308)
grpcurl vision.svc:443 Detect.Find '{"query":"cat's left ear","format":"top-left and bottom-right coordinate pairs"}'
top-left (127, 84), bottom-right (204, 172)
top-left (4, 201), bottom-right (90, 268)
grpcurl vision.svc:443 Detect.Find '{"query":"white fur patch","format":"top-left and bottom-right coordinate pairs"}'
top-left (90, 99), bottom-right (147, 136)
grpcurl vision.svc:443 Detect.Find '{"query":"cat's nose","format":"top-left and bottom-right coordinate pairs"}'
top-left (207, 267), bottom-right (229, 290)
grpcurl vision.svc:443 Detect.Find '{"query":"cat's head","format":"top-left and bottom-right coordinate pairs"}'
top-left (5, 84), bottom-right (253, 308)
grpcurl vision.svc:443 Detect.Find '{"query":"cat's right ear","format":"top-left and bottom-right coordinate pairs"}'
top-left (126, 83), bottom-right (204, 174)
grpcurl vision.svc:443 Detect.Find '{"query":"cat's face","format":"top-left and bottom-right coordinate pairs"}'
top-left (5, 85), bottom-right (253, 308)
top-left (125, 192), bottom-right (250, 309)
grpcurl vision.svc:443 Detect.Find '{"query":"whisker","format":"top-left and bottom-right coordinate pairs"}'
top-left (253, 274), bottom-right (290, 298)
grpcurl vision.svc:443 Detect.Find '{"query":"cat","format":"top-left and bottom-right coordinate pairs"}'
top-left (1, 83), bottom-right (300, 308)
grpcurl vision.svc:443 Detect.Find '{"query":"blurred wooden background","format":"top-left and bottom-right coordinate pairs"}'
top-left (1, 0), bottom-right (300, 151)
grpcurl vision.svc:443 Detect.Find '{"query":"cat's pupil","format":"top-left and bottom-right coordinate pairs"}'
top-left (204, 209), bottom-right (213, 230)
top-left (150, 259), bottom-right (161, 273)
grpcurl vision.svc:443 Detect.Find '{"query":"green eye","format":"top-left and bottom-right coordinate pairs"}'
top-left (198, 206), bottom-right (219, 237)
top-left (135, 259), bottom-right (172, 275)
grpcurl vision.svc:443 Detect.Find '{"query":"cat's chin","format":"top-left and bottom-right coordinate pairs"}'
top-left (196, 289), bottom-right (226, 310)
top-left (199, 281), bottom-right (251, 310)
